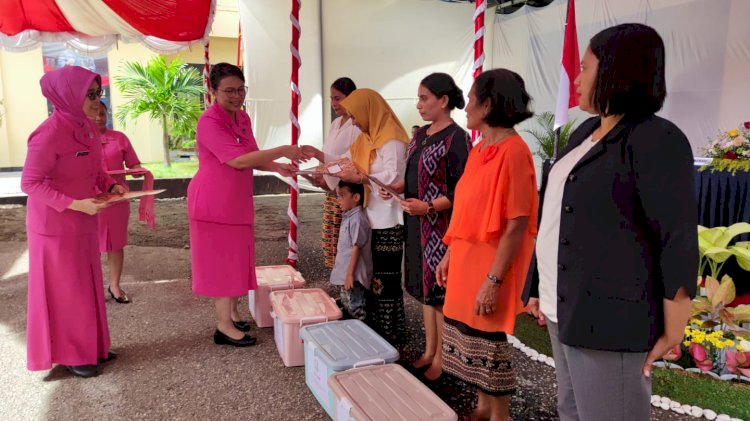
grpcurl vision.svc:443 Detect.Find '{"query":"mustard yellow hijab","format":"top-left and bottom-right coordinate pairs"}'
top-left (340, 88), bottom-right (410, 176)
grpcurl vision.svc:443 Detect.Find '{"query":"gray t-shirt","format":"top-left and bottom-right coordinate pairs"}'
top-left (330, 206), bottom-right (373, 289)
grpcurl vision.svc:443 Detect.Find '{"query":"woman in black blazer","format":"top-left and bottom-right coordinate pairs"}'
top-left (523, 23), bottom-right (697, 421)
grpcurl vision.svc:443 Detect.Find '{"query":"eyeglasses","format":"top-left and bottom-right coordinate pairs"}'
top-left (221, 86), bottom-right (248, 97)
top-left (86, 89), bottom-right (104, 101)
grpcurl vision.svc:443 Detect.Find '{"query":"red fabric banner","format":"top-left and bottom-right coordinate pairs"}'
top-left (103, 0), bottom-right (211, 41)
top-left (0, 0), bottom-right (74, 35)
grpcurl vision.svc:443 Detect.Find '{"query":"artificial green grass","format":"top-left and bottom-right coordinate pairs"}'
top-left (652, 369), bottom-right (750, 418)
top-left (141, 161), bottom-right (198, 179)
top-left (513, 313), bottom-right (553, 357)
top-left (512, 314), bottom-right (750, 418)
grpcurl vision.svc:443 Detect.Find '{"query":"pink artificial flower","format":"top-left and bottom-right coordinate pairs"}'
top-left (725, 349), bottom-right (750, 374)
top-left (733, 137), bottom-right (746, 147)
top-left (663, 345), bottom-right (682, 361)
top-left (689, 344), bottom-right (714, 371)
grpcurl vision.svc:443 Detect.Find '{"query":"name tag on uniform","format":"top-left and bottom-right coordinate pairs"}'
top-left (75, 150), bottom-right (90, 157)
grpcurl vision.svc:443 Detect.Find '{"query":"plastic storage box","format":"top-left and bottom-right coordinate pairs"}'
top-left (249, 265), bottom-right (306, 328)
top-left (299, 319), bottom-right (399, 416)
top-left (328, 364), bottom-right (458, 421)
top-left (270, 288), bottom-right (342, 367)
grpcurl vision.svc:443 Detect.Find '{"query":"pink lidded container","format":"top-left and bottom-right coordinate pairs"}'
top-left (270, 288), bottom-right (342, 367)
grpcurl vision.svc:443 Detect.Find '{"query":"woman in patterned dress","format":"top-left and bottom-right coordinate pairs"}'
top-left (387, 73), bottom-right (471, 380)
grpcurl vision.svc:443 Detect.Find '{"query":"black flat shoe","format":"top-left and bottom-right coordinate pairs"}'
top-left (99, 351), bottom-right (118, 363)
top-left (108, 287), bottom-right (130, 304)
top-left (232, 320), bottom-right (251, 332)
top-left (65, 364), bottom-right (99, 378)
top-left (213, 329), bottom-right (256, 347)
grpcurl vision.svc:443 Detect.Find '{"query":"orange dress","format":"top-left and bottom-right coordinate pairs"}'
top-left (442, 135), bottom-right (538, 334)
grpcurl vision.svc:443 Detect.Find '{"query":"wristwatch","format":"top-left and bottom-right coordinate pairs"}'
top-left (487, 273), bottom-right (501, 285)
top-left (427, 201), bottom-right (436, 214)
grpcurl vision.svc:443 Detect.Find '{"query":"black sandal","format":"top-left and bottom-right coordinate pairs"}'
top-left (108, 287), bottom-right (131, 304)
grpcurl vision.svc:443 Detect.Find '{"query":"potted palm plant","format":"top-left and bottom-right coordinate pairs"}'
top-left (115, 56), bottom-right (204, 167)
top-left (524, 111), bottom-right (578, 162)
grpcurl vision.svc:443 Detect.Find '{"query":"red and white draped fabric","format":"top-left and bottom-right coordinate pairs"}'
top-left (553, 0), bottom-right (580, 130)
top-left (0, 0), bottom-right (216, 54)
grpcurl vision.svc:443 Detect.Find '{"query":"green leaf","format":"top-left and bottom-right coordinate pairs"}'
top-left (730, 245), bottom-right (750, 272)
top-left (704, 247), bottom-right (734, 263)
top-left (698, 227), bottom-right (726, 248)
top-left (717, 222), bottom-right (750, 248)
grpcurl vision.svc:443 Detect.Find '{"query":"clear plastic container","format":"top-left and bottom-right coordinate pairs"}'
top-left (300, 319), bottom-right (399, 416)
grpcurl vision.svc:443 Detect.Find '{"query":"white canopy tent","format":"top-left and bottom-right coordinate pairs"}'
top-left (239, 0), bottom-right (750, 171)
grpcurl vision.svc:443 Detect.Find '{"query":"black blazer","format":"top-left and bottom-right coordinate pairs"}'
top-left (522, 114), bottom-right (698, 352)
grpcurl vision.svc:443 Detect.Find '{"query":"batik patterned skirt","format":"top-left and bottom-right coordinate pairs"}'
top-left (368, 225), bottom-right (406, 346)
top-left (442, 317), bottom-right (517, 396)
top-left (321, 194), bottom-right (342, 269)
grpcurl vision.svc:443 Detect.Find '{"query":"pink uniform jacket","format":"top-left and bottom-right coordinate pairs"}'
top-left (22, 89), bottom-right (115, 235)
top-left (188, 102), bottom-right (259, 225)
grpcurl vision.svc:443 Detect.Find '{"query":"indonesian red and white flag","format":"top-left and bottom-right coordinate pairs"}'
top-left (554, 0), bottom-right (580, 129)
top-left (0, 0), bottom-right (213, 46)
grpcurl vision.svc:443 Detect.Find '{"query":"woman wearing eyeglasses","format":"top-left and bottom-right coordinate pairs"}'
top-left (188, 62), bottom-right (310, 346)
top-left (22, 66), bottom-right (126, 378)
top-left (94, 101), bottom-right (146, 304)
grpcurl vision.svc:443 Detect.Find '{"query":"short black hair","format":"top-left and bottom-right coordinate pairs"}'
top-left (209, 62), bottom-right (244, 90)
top-left (588, 23), bottom-right (666, 116)
top-left (331, 77), bottom-right (357, 96)
top-left (337, 180), bottom-right (364, 206)
top-left (473, 68), bottom-right (533, 128)
top-left (420, 72), bottom-right (465, 110)
top-left (412, 125), bottom-right (420, 129)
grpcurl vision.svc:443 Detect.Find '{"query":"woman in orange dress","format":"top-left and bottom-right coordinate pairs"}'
top-left (436, 69), bottom-right (538, 421)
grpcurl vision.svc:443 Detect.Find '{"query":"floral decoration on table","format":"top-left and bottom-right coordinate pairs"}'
top-left (702, 122), bottom-right (750, 174)
top-left (656, 223), bottom-right (750, 383)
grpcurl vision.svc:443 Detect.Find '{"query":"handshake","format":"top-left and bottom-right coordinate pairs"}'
top-left (282, 145), bottom-right (322, 163)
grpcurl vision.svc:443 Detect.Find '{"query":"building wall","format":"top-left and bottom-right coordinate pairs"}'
top-left (0, 1), bottom-right (239, 169)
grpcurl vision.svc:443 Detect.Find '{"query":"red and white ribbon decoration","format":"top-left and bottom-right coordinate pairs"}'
top-left (472, 0), bottom-right (486, 143)
top-left (286, 0), bottom-right (302, 267)
top-left (203, 40), bottom-right (212, 105)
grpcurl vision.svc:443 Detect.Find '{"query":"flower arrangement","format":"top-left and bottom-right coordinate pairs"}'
top-left (703, 122), bottom-right (750, 173)
top-left (656, 224), bottom-right (750, 381)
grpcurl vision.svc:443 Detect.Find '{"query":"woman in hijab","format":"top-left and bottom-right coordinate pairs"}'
top-left (336, 88), bottom-right (410, 346)
top-left (22, 66), bottom-right (125, 378)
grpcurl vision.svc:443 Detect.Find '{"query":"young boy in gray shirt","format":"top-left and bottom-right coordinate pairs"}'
top-left (330, 180), bottom-right (372, 321)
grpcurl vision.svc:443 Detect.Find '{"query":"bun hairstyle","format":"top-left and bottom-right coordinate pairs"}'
top-left (331, 77), bottom-right (357, 96)
top-left (420, 73), bottom-right (465, 110)
top-left (209, 62), bottom-right (244, 90)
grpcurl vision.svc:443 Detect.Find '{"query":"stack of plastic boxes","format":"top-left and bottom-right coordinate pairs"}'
top-left (249, 265), bottom-right (306, 328)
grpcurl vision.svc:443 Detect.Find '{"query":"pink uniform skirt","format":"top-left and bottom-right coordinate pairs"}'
top-left (97, 201), bottom-right (130, 252)
top-left (26, 231), bottom-right (111, 370)
top-left (189, 219), bottom-right (257, 297)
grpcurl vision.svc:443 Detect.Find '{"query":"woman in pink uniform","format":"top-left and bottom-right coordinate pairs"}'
top-left (188, 63), bottom-right (308, 347)
top-left (95, 102), bottom-right (143, 304)
top-left (22, 66), bottom-right (126, 378)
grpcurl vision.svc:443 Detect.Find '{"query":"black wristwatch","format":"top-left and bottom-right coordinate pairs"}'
top-left (487, 273), bottom-right (501, 285)
top-left (427, 201), bottom-right (436, 214)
